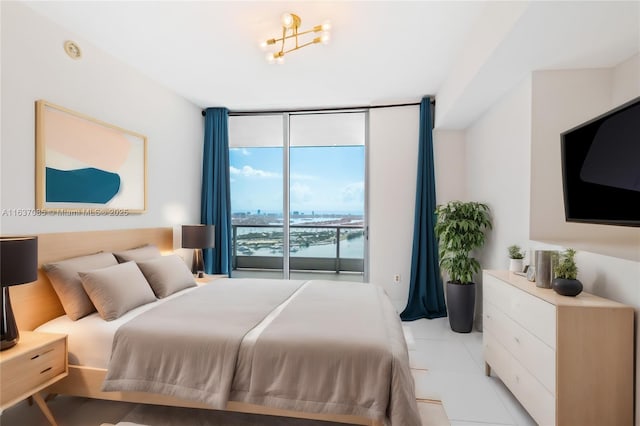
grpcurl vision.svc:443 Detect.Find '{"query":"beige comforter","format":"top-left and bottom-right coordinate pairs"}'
top-left (103, 279), bottom-right (421, 426)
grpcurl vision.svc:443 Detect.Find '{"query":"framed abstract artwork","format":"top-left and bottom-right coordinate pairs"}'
top-left (36, 100), bottom-right (147, 213)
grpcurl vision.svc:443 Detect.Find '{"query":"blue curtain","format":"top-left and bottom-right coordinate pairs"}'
top-left (400, 97), bottom-right (447, 321)
top-left (201, 108), bottom-right (232, 275)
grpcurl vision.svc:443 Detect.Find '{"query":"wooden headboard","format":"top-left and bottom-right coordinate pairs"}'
top-left (9, 227), bottom-right (173, 331)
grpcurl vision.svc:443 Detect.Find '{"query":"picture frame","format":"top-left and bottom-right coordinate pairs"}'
top-left (35, 100), bottom-right (147, 213)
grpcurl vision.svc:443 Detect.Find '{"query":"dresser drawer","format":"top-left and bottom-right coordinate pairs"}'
top-left (484, 274), bottom-right (511, 309)
top-left (0, 337), bottom-right (66, 407)
top-left (484, 300), bottom-right (555, 395)
top-left (484, 329), bottom-right (555, 426)
top-left (484, 274), bottom-right (556, 349)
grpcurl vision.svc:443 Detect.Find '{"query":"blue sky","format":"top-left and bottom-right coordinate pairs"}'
top-left (230, 146), bottom-right (364, 215)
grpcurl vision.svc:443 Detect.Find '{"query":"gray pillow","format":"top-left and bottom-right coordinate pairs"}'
top-left (42, 252), bottom-right (118, 320)
top-left (137, 255), bottom-right (197, 298)
top-left (113, 244), bottom-right (162, 263)
top-left (79, 261), bottom-right (157, 321)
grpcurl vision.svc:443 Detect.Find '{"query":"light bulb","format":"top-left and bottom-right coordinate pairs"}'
top-left (276, 56), bottom-right (285, 65)
top-left (266, 52), bottom-right (275, 63)
top-left (282, 13), bottom-right (293, 28)
top-left (260, 41), bottom-right (268, 50)
top-left (321, 21), bottom-right (331, 31)
top-left (321, 33), bottom-right (330, 45)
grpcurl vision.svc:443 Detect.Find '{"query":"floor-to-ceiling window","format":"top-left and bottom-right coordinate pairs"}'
top-left (229, 111), bottom-right (367, 281)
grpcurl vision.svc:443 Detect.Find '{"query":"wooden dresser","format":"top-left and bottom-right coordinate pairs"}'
top-left (482, 270), bottom-right (633, 426)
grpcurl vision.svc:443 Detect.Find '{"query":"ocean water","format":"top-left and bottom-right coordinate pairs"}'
top-left (235, 227), bottom-right (364, 259)
top-left (248, 237), bottom-right (364, 258)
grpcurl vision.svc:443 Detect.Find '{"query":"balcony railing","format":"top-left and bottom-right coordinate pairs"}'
top-left (232, 224), bottom-right (364, 274)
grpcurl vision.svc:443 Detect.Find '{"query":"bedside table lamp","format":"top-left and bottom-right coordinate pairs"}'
top-left (1, 236), bottom-right (38, 351)
top-left (181, 225), bottom-right (214, 278)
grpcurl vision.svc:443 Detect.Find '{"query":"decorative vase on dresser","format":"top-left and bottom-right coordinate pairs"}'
top-left (551, 277), bottom-right (583, 296)
top-left (482, 270), bottom-right (633, 426)
top-left (508, 258), bottom-right (523, 273)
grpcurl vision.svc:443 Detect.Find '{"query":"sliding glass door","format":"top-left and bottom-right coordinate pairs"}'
top-left (229, 111), bottom-right (367, 281)
top-left (229, 115), bottom-right (285, 278)
top-left (288, 112), bottom-right (366, 281)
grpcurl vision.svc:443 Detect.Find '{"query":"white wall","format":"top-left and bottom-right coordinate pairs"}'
top-left (368, 106), bottom-right (419, 311)
top-left (0, 2), bottom-right (203, 235)
top-left (612, 53), bottom-right (640, 105)
top-left (464, 55), bottom-right (640, 422)
top-left (433, 129), bottom-right (466, 204)
top-left (465, 77), bottom-right (532, 272)
top-left (461, 77), bottom-right (532, 328)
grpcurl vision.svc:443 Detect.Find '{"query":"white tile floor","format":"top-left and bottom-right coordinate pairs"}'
top-left (405, 317), bottom-right (536, 426)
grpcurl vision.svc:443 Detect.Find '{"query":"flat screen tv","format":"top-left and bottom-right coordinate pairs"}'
top-left (561, 96), bottom-right (640, 227)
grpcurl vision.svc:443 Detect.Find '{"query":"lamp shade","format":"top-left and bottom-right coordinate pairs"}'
top-left (181, 225), bottom-right (215, 249)
top-left (0, 236), bottom-right (38, 287)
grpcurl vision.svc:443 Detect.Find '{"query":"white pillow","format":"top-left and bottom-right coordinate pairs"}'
top-left (136, 255), bottom-right (197, 298)
top-left (42, 252), bottom-right (118, 320)
top-left (79, 261), bottom-right (157, 321)
top-left (113, 244), bottom-right (162, 263)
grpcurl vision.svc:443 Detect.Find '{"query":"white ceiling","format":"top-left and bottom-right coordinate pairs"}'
top-left (23, 1), bottom-right (640, 128)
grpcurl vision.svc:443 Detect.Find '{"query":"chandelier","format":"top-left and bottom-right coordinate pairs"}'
top-left (261, 13), bottom-right (331, 64)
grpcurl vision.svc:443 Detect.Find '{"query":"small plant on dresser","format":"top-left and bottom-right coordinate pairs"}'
top-left (552, 248), bottom-right (583, 296)
top-left (507, 245), bottom-right (524, 272)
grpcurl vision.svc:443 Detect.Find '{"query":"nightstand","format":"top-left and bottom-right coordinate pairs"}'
top-left (196, 274), bottom-right (228, 285)
top-left (0, 331), bottom-right (68, 426)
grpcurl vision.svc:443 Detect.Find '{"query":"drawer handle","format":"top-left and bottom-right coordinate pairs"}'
top-left (40, 367), bottom-right (52, 375)
top-left (31, 348), bottom-right (55, 360)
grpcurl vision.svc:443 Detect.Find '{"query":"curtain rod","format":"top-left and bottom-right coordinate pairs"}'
top-left (201, 99), bottom-right (434, 116)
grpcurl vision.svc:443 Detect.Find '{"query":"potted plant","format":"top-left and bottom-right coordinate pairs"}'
top-left (507, 245), bottom-right (524, 272)
top-left (552, 248), bottom-right (583, 296)
top-left (435, 201), bottom-right (492, 333)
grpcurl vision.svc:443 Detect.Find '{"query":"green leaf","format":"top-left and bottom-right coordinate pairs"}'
top-left (435, 201), bottom-right (492, 284)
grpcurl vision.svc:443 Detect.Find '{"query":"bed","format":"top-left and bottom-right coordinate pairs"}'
top-left (9, 228), bottom-right (421, 426)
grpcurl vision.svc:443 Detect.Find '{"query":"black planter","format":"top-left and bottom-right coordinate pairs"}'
top-left (446, 281), bottom-right (476, 333)
top-left (552, 278), bottom-right (583, 297)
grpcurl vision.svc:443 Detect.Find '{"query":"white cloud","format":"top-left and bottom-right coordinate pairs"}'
top-left (291, 182), bottom-right (312, 203)
top-left (230, 148), bottom-right (251, 156)
top-left (229, 165), bottom-right (279, 179)
top-left (341, 182), bottom-right (364, 203)
top-left (290, 173), bottom-right (317, 181)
